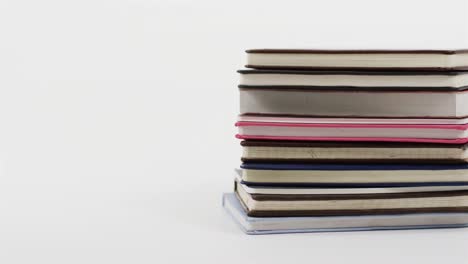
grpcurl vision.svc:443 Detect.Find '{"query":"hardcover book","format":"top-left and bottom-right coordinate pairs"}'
top-left (236, 117), bottom-right (468, 143)
top-left (239, 88), bottom-right (468, 118)
top-left (240, 163), bottom-right (468, 187)
top-left (239, 69), bottom-right (468, 90)
top-left (245, 49), bottom-right (468, 71)
top-left (235, 181), bottom-right (468, 217)
top-left (223, 193), bottom-right (468, 234)
top-left (241, 140), bottom-right (468, 164)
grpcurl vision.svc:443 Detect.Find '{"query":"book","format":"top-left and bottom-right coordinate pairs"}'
top-left (237, 179), bottom-right (468, 195)
top-left (241, 140), bottom-right (468, 164)
top-left (245, 49), bottom-right (468, 71)
top-left (235, 182), bottom-right (468, 217)
top-left (236, 121), bottom-right (468, 142)
top-left (238, 114), bottom-right (468, 124)
top-left (239, 70), bottom-right (468, 90)
top-left (240, 163), bottom-right (468, 186)
top-left (223, 193), bottom-right (468, 234)
top-left (239, 88), bottom-right (468, 118)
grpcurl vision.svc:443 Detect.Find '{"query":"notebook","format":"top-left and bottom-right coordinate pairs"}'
top-left (239, 88), bottom-right (468, 118)
top-left (241, 140), bottom-right (468, 164)
top-left (223, 193), bottom-right (468, 234)
top-left (239, 69), bottom-right (468, 90)
top-left (236, 121), bottom-right (468, 142)
top-left (238, 115), bottom-right (468, 124)
top-left (235, 181), bottom-right (468, 217)
top-left (240, 163), bottom-right (468, 187)
top-left (245, 49), bottom-right (468, 71)
top-left (238, 179), bottom-right (468, 195)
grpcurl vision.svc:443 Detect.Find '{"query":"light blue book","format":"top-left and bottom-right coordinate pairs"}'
top-left (223, 193), bottom-right (468, 235)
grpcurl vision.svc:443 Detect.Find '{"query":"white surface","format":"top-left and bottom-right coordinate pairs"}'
top-left (0, 0), bottom-right (467, 263)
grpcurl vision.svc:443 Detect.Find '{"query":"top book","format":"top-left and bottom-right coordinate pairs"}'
top-left (246, 49), bottom-right (468, 71)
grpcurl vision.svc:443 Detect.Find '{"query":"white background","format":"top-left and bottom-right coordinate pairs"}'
top-left (1, 0), bottom-right (468, 263)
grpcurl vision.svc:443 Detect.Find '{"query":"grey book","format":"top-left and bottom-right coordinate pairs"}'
top-left (223, 193), bottom-right (468, 235)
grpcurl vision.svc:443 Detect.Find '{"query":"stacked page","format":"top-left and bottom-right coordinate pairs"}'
top-left (224, 49), bottom-right (468, 234)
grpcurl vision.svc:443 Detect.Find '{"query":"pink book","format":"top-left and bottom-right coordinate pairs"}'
top-left (236, 115), bottom-right (468, 144)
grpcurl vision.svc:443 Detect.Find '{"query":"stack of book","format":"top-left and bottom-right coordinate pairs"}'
top-left (223, 49), bottom-right (468, 234)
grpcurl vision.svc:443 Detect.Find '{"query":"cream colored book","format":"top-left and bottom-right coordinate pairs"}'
top-left (240, 163), bottom-right (468, 185)
top-left (235, 182), bottom-right (468, 217)
top-left (245, 49), bottom-right (468, 71)
top-left (241, 140), bottom-right (468, 163)
top-left (239, 69), bottom-right (468, 89)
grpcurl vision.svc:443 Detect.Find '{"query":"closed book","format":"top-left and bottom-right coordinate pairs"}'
top-left (223, 193), bottom-right (468, 234)
top-left (240, 163), bottom-right (468, 187)
top-left (235, 181), bottom-right (468, 217)
top-left (241, 140), bottom-right (468, 164)
top-left (245, 49), bottom-right (468, 71)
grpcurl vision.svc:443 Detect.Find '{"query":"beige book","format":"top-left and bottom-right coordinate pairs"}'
top-left (241, 140), bottom-right (468, 163)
